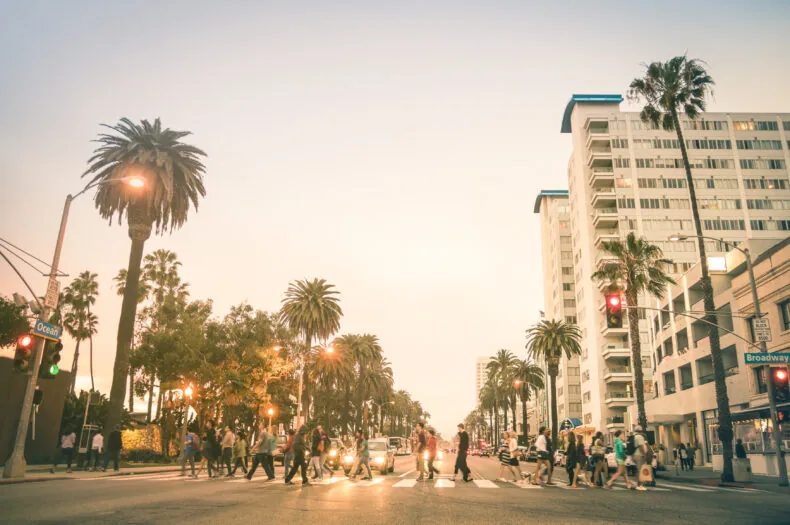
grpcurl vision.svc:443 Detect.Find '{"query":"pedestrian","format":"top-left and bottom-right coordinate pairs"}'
top-left (221, 426), bottom-right (235, 477)
top-left (572, 433), bottom-right (591, 488)
top-left (605, 429), bottom-right (632, 490)
top-left (349, 430), bottom-right (373, 481)
top-left (201, 421), bottom-right (219, 478)
top-left (231, 430), bottom-right (248, 475)
top-left (182, 430), bottom-right (199, 478)
top-left (89, 430), bottom-right (104, 471)
top-left (735, 439), bottom-right (747, 459)
top-left (632, 426), bottom-right (648, 491)
top-left (533, 426), bottom-right (553, 485)
top-left (284, 426), bottom-right (310, 485)
top-left (263, 426), bottom-right (277, 480)
top-left (686, 442), bottom-right (696, 470)
top-left (451, 423), bottom-right (472, 482)
top-left (318, 428), bottom-right (334, 479)
top-left (591, 431), bottom-right (608, 488)
top-left (310, 426), bottom-right (326, 480)
top-left (246, 424), bottom-right (267, 480)
top-left (564, 432), bottom-right (576, 486)
top-left (506, 431), bottom-right (522, 482)
top-left (678, 443), bottom-right (688, 471)
top-left (415, 422), bottom-right (427, 481)
top-left (51, 428), bottom-right (76, 474)
top-left (427, 429), bottom-right (441, 480)
top-left (102, 425), bottom-right (123, 472)
top-left (283, 429), bottom-right (296, 478)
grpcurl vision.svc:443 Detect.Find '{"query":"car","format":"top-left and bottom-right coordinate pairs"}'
top-left (324, 438), bottom-right (346, 471)
top-left (524, 446), bottom-right (538, 462)
top-left (554, 449), bottom-right (566, 467)
top-left (274, 434), bottom-right (288, 465)
top-left (344, 438), bottom-right (395, 475)
top-left (480, 448), bottom-right (490, 458)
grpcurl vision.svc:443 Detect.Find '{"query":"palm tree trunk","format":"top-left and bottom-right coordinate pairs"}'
top-left (511, 402), bottom-right (517, 432)
top-left (88, 330), bottom-right (95, 391)
top-left (69, 340), bottom-right (82, 394)
top-left (105, 224), bottom-right (150, 441)
top-left (128, 364), bottom-right (135, 413)
top-left (549, 364), bottom-right (559, 449)
top-left (521, 399), bottom-right (528, 443)
top-left (626, 288), bottom-right (647, 429)
top-left (147, 374), bottom-right (155, 422)
top-left (155, 389), bottom-right (164, 421)
top-left (671, 109), bottom-right (733, 482)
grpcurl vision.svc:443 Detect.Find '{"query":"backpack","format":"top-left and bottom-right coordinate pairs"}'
top-left (626, 435), bottom-right (636, 456)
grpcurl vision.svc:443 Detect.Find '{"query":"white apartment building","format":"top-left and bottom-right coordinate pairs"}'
top-left (475, 356), bottom-right (489, 406)
top-left (560, 94), bottom-right (790, 443)
top-left (643, 238), bottom-right (790, 477)
top-left (534, 190), bottom-right (583, 429)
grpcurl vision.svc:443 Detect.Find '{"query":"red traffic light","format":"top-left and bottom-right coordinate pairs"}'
top-left (18, 334), bottom-right (33, 348)
top-left (775, 369), bottom-right (788, 382)
top-left (606, 295), bottom-right (621, 309)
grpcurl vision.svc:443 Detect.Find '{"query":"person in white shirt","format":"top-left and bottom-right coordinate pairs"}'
top-left (51, 430), bottom-right (77, 473)
top-left (533, 426), bottom-right (553, 485)
top-left (90, 431), bottom-right (104, 471)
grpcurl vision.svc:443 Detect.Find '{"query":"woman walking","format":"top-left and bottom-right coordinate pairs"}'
top-left (572, 433), bottom-right (592, 488)
top-left (591, 431), bottom-right (608, 487)
top-left (606, 429), bottom-right (632, 490)
top-left (565, 432), bottom-right (578, 486)
top-left (231, 430), bottom-right (248, 475)
top-left (678, 443), bottom-right (688, 471)
top-left (200, 421), bottom-right (219, 479)
top-left (221, 426), bottom-right (235, 477)
top-left (506, 431), bottom-right (522, 482)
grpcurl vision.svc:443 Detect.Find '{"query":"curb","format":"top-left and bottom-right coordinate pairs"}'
top-left (656, 474), bottom-right (752, 489)
top-left (1, 466), bottom-right (182, 485)
top-left (0, 476), bottom-right (70, 485)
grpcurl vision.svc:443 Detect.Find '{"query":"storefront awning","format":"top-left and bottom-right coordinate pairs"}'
top-left (648, 414), bottom-right (685, 424)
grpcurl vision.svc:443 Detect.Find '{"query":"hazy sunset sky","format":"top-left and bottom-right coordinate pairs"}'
top-left (2, 1), bottom-right (789, 436)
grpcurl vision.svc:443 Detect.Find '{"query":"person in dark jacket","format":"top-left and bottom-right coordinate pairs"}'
top-left (201, 421), bottom-right (219, 479)
top-left (452, 423), bottom-right (472, 482)
top-left (735, 439), bottom-right (747, 459)
top-left (102, 425), bottom-right (123, 472)
top-left (284, 426), bottom-right (310, 485)
top-left (415, 422), bottom-right (427, 481)
top-left (572, 434), bottom-right (591, 488)
top-left (565, 432), bottom-right (578, 486)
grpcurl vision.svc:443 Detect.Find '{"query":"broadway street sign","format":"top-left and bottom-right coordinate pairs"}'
top-left (744, 353), bottom-right (790, 365)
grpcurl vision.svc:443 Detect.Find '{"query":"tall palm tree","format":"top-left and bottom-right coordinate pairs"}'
top-left (526, 320), bottom-right (582, 448)
top-left (62, 271), bottom-right (99, 392)
top-left (280, 278), bottom-right (342, 423)
top-left (628, 56), bottom-right (735, 482)
top-left (513, 360), bottom-right (544, 443)
top-left (478, 382), bottom-right (498, 444)
top-left (113, 268), bottom-right (150, 413)
top-left (487, 349), bottom-right (517, 434)
top-left (84, 117), bottom-right (207, 437)
top-left (592, 233), bottom-right (674, 430)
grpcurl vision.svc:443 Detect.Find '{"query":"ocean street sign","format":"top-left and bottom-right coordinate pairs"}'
top-left (32, 319), bottom-right (62, 341)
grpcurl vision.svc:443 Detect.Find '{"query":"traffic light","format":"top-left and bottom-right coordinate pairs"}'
top-left (39, 339), bottom-right (63, 379)
top-left (770, 367), bottom-right (790, 404)
top-left (13, 334), bottom-right (35, 373)
top-left (605, 293), bottom-right (623, 328)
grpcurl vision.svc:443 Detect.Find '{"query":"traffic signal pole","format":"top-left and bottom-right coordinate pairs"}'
top-left (743, 249), bottom-right (788, 487)
top-left (3, 195), bottom-right (72, 479)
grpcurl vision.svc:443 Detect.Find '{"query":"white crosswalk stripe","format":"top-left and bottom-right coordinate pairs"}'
top-left (657, 482), bottom-right (715, 492)
top-left (473, 479), bottom-right (498, 488)
top-left (434, 479), bottom-right (454, 488)
top-left (393, 479), bottom-right (417, 488)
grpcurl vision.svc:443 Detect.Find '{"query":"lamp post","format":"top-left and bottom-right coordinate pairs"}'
top-left (267, 406), bottom-right (275, 433)
top-left (3, 176), bottom-right (145, 479)
top-left (669, 233), bottom-right (788, 486)
top-left (179, 383), bottom-right (194, 463)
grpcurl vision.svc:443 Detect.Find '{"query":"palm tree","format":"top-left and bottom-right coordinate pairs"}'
top-left (62, 271), bottom-right (99, 392)
top-left (592, 233), bottom-right (674, 430)
top-left (526, 320), bottom-right (582, 448)
top-left (628, 56), bottom-right (735, 481)
top-left (84, 117), bottom-right (207, 436)
top-left (280, 278), bottom-right (342, 423)
top-left (478, 382), bottom-right (498, 444)
top-left (513, 360), bottom-right (544, 443)
top-left (113, 268), bottom-right (150, 413)
top-left (487, 349), bottom-right (517, 434)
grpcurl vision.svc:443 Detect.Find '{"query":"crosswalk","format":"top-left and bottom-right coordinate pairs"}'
top-left (82, 472), bottom-right (766, 495)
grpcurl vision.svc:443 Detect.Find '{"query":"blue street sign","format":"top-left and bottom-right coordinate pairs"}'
top-left (744, 353), bottom-right (790, 365)
top-left (32, 319), bottom-right (62, 341)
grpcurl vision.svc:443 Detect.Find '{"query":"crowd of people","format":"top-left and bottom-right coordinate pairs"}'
top-left (50, 425), bottom-right (123, 474)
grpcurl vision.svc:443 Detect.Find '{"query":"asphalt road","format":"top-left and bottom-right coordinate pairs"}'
top-left (2, 454), bottom-right (788, 524)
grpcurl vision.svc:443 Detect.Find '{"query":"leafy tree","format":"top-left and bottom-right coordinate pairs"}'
top-left (628, 55), bottom-right (735, 481)
top-left (84, 118), bottom-right (207, 441)
top-left (592, 232), bottom-right (674, 430)
top-left (0, 297), bottom-right (30, 347)
top-left (526, 319), bottom-right (582, 448)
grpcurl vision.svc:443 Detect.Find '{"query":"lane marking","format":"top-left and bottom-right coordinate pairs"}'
top-left (658, 482), bottom-right (715, 492)
top-left (393, 479), bottom-right (418, 488)
top-left (399, 469), bottom-right (416, 478)
top-left (434, 479), bottom-right (455, 488)
top-left (106, 473), bottom-right (183, 481)
top-left (473, 479), bottom-right (498, 489)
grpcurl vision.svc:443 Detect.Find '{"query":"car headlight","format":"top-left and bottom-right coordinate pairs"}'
top-left (330, 450), bottom-right (337, 457)
top-left (344, 455), bottom-right (354, 463)
top-left (375, 457), bottom-right (385, 464)
top-left (423, 452), bottom-right (429, 460)
top-left (437, 452), bottom-right (443, 460)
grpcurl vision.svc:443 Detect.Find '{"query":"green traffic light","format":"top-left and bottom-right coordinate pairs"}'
top-left (49, 364), bottom-right (59, 375)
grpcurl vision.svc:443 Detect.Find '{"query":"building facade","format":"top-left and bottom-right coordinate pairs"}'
top-left (534, 190), bottom-right (583, 429)
top-left (560, 94), bottom-right (790, 441)
top-left (643, 238), bottom-right (790, 476)
top-left (475, 356), bottom-right (489, 406)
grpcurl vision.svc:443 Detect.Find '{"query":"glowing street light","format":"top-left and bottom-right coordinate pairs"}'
top-left (184, 384), bottom-right (194, 399)
top-left (267, 406), bottom-right (276, 431)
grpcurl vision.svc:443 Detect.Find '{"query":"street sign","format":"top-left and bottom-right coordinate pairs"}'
top-left (752, 318), bottom-right (772, 342)
top-left (744, 353), bottom-right (790, 365)
top-left (32, 319), bottom-right (62, 341)
top-left (44, 277), bottom-right (60, 309)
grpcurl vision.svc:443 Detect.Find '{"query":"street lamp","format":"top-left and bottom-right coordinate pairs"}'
top-left (325, 345), bottom-right (334, 354)
top-left (3, 175), bottom-right (145, 479)
top-left (513, 379), bottom-right (522, 388)
top-left (267, 406), bottom-right (275, 432)
top-left (668, 233), bottom-right (788, 486)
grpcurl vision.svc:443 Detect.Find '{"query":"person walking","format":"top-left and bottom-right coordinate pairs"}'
top-left (349, 430), bottom-right (373, 481)
top-left (318, 428), bottom-right (334, 479)
top-left (282, 429), bottom-right (295, 478)
top-left (678, 443), bottom-right (688, 471)
top-left (231, 430), bottom-right (248, 475)
top-left (201, 421), bottom-right (219, 479)
top-left (572, 433), bottom-right (591, 488)
top-left (632, 426), bottom-right (648, 491)
top-left (533, 427), bottom-right (552, 485)
top-left (497, 431), bottom-right (512, 482)
top-left (310, 426), bottom-right (326, 480)
top-left (284, 426), bottom-right (310, 485)
top-left (221, 426), bottom-right (235, 477)
top-left (102, 425), bottom-right (123, 472)
top-left (564, 432), bottom-right (578, 486)
top-left (426, 429), bottom-right (441, 480)
top-left (686, 442), bottom-right (696, 471)
top-left (591, 431), bottom-right (608, 488)
top-left (506, 431), bottom-right (522, 482)
top-left (263, 427), bottom-right (277, 480)
top-left (182, 430), bottom-right (199, 478)
top-left (606, 430), bottom-right (632, 490)
top-left (51, 429), bottom-right (77, 474)
top-left (451, 423), bottom-right (472, 482)
top-left (89, 430), bottom-right (104, 471)
top-left (415, 422), bottom-right (427, 481)
top-left (246, 424), bottom-right (267, 480)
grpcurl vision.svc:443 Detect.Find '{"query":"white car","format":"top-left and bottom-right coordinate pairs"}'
top-left (368, 439), bottom-right (395, 474)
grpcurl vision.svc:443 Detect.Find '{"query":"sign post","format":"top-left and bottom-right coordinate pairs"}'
top-left (744, 353), bottom-right (790, 365)
top-left (44, 278), bottom-right (60, 309)
top-left (752, 318), bottom-right (772, 343)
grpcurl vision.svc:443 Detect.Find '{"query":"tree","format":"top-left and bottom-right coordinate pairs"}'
top-left (0, 297), bottom-right (30, 348)
top-left (628, 56), bottom-right (734, 481)
top-left (112, 269), bottom-right (150, 413)
top-left (84, 117), bottom-right (207, 440)
top-left (478, 382), bottom-right (497, 444)
top-left (62, 271), bottom-right (99, 392)
top-left (526, 320), bottom-right (582, 448)
top-left (513, 360), bottom-right (544, 443)
top-left (280, 278), bottom-right (342, 423)
top-left (592, 232), bottom-right (674, 430)
top-left (486, 349), bottom-right (517, 434)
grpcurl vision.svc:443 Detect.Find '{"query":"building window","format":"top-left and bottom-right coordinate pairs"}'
top-left (582, 370), bottom-right (590, 383)
top-left (568, 385), bottom-right (581, 395)
top-left (562, 282), bottom-right (573, 291)
top-left (567, 367), bottom-right (579, 377)
top-left (568, 402), bottom-right (582, 413)
top-left (754, 366), bottom-right (768, 394)
top-left (744, 178), bottom-right (789, 190)
top-left (565, 316), bottom-right (577, 324)
top-left (618, 198), bottom-right (636, 209)
top-left (558, 387), bottom-right (563, 397)
top-left (733, 120), bottom-right (779, 131)
top-left (740, 159), bottom-right (786, 170)
top-left (583, 391), bottom-right (591, 403)
top-left (564, 299), bottom-right (576, 308)
top-left (736, 139), bottom-right (782, 150)
top-left (779, 300), bottom-right (790, 331)
top-left (584, 413), bottom-right (592, 425)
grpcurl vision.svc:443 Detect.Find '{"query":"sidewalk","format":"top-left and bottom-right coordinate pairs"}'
top-left (655, 466), bottom-right (790, 494)
top-left (0, 464), bottom-right (182, 486)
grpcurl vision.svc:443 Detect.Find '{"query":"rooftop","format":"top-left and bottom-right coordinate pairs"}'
top-left (560, 94), bottom-right (623, 133)
top-left (533, 189), bottom-right (569, 213)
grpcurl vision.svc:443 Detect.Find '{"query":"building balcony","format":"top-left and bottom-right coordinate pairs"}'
top-left (604, 366), bottom-right (633, 383)
top-left (591, 188), bottom-right (617, 208)
top-left (595, 252), bottom-right (618, 270)
top-left (606, 416), bottom-right (625, 430)
top-left (596, 277), bottom-right (623, 292)
top-left (588, 167), bottom-right (614, 187)
top-left (600, 321), bottom-right (629, 336)
top-left (594, 230), bottom-right (619, 248)
top-left (585, 129), bottom-right (611, 149)
top-left (592, 208), bottom-right (619, 228)
top-left (601, 345), bottom-right (631, 360)
top-left (605, 391), bottom-right (634, 407)
top-left (587, 148), bottom-right (613, 168)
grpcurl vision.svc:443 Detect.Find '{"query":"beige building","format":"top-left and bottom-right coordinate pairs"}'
top-left (475, 356), bottom-right (489, 406)
top-left (534, 191), bottom-right (583, 430)
top-left (643, 237), bottom-right (790, 476)
top-left (559, 94), bottom-right (790, 441)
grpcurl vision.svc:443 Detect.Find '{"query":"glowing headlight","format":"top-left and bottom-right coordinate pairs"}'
top-left (374, 457), bottom-right (385, 464)
top-left (437, 452), bottom-right (444, 461)
top-left (344, 455), bottom-right (354, 463)
top-left (330, 450), bottom-right (337, 457)
top-left (423, 452), bottom-right (429, 460)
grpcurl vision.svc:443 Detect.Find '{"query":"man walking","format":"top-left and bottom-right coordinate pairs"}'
top-left (246, 424), bottom-right (267, 480)
top-left (349, 430), bottom-right (373, 481)
top-left (263, 427), bottom-right (277, 480)
top-left (426, 429), bottom-right (441, 480)
top-left (102, 425), bottom-right (123, 472)
top-left (222, 426), bottom-right (235, 477)
top-left (632, 426), bottom-right (649, 491)
top-left (182, 430), bottom-right (199, 478)
top-left (452, 423), bottom-right (472, 482)
top-left (606, 429), bottom-right (632, 490)
top-left (533, 426), bottom-right (552, 485)
top-left (89, 430), bottom-right (104, 471)
top-left (282, 429), bottom-right (295, 478)
top-left (284, 427), bottom-right (310, 485)
top-left (415, 422), bottom-right (427, 481)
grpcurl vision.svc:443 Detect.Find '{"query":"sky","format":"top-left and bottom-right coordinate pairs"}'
top-left (1, 1), bottom-right (789, 437)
